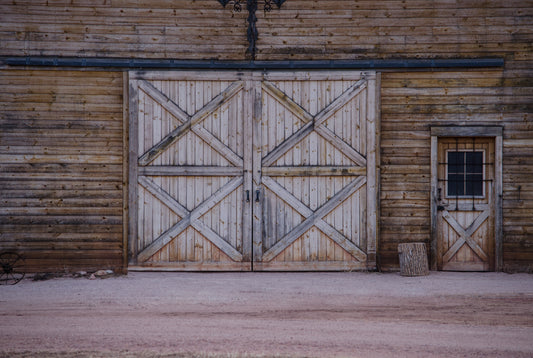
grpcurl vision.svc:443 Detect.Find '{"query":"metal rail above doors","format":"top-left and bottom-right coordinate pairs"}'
top-left (1, 56), bottom-right (504, 70)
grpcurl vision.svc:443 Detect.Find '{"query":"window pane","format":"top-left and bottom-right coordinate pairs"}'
top-left (447, 150), bottom-right (485, 197)
top-left (466, 174), bottom-right (483, 196)
top-left (448, 152), bottom-right (464, 174)
top-left (466, 152), bottom-right (483, 174)
top-left (448, 174), bottom-right (464, 196)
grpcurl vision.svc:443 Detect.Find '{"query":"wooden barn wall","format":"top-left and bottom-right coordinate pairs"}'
top-left (0, 1), bottom-right (530, 61)
top-left (380, 68), bottom-right (533, 271)
top-left (0, 1), bottom-right (532, 272)
top-left (0, 70), bottom-right (125, 273)
top-left (0, 0), bottom-right (246, 60)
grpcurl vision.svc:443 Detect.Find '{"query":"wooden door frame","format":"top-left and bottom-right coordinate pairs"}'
top-left (430, 126), bottom-right (503, 271)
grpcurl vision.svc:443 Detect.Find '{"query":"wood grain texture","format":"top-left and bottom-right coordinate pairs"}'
top-left (1, 1), bottom-right (531, 272)
top-left (257, 74), bottom-right (377, 269)
top-left (380, 68), bottom-right (532, 272)
top-left (1, 1), bottom-right (530, 62)
top-left (130, 71), bottom-right (378, 270)
top-left (0, 70), bottom-right (124, 273)
top-left (398, 242), bottom-right (429, 276)
top-left (130, 73), bottom-right (250, 269)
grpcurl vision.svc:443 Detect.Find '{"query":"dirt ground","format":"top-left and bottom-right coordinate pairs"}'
top-left (1, 271), bottom-right (532, 358)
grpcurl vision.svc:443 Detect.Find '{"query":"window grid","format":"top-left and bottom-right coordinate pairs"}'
top-left (447, 151), bottom-right (484, 197)
top-left (438, 138), bottom-right (493, 211)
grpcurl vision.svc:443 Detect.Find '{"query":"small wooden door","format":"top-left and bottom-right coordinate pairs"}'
top-left (253, 73), bottom-right (378, 270)
top-left (128, 73), bottom-right (252, 270)
top-left (436, 138), bottom-right (495, 271)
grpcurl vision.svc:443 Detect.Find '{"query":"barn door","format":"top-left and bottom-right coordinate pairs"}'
top-left (436, 137), bottom-right (495, 271)
top-left (128, 73), bottom-right (252, 270)
top-left (128, 71), bottom-right (379, 271)
top-left (252, 72), bottom-right (378, 270)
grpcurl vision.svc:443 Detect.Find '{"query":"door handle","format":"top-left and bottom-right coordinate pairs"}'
top-left (245, 190), bottom-right (250, 203)
top-left (255, 189), bottom-right (260, 202)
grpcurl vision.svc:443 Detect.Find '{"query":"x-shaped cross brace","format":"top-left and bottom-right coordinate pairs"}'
top-left (137, 176), bottom-right (244, 262)
top-left (261, 79), bottom-right (368, 167)
top-left (442, 209), bottom-right (490, 263)
top-left (137, 80), bottom-right (244, 167)
top-left (259, 78), bottom-right (369, 262)
top-left (261, 175), bottom-right (367, 262)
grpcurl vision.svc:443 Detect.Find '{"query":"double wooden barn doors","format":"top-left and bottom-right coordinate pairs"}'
top-left (128, 71), bottom-right (379, 271)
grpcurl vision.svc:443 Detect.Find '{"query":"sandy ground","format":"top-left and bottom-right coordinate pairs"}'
top-left (0, 271), bottom-right (532, 358)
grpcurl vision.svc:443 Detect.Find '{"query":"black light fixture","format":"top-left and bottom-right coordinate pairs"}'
top-left (218, 0), bottom-right (287, 60)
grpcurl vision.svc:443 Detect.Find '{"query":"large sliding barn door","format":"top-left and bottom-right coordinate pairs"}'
top-left (253, 72), bottom-right (378, 270)
top-left (129, 71), bottom-right (378, 271)
top-left (128, 73), bottom-right (252, 270)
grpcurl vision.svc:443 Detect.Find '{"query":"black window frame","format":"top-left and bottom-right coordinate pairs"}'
top-left (445, 150), bottom-right (485, 198)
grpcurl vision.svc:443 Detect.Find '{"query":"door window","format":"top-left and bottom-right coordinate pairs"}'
top-left (446, 151), bottom-right (484, 197)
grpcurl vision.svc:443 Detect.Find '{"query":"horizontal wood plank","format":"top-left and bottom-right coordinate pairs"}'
top-left (262, 166), bottom-right (366, 176)
top-left (0, 69), bottom-right (124, 272)
top-left (140, 166), bottom-right (243, 176)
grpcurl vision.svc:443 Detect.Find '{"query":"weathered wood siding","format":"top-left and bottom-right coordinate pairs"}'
top-left (1, 1), bottom-right (530, 61)
top-left (380, 69), bottom-right (532, 271)
top-left (257, 1), bottom-right (532, 60)
top-left (0, 70), bottom-right (124, 272)
top-left (0, 0), bottom-right (246, 60)
top-left (0, 1), bottom-right (531, 272)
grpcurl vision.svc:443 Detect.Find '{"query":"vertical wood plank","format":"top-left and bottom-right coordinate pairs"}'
top-left (152, 83), bottom-right (162, 257)
top-left (252, 75), bottom-right (263, 263)
top-left (275, 83), bottom-right (286, 253)
top-left (430, 135), bottom-right (439, 270)
top-left (495, 134), bottom-right (503, 271)
top-left (219, 83), bottom-right (230, 250)
top-left (161, 80), bottom-right (172, 261)
top-left (309, 80), bottom-right (318, 260)
top-left (241, 77), bottom-right (252, 263)
top-left (366, 75), bottom-right (378, 267)
top-left (186, 82), bottom-right (195, 261)
top-left (205, 82), bottom-right (214, 261)
top-left (353, 189), bottom-right (360, 247)
top-left (211, 82), bottom-right (222, 261)
top-left (142, 86), bottom-right (154, 257)
top-left (127, 75), bottom-right (138, 266)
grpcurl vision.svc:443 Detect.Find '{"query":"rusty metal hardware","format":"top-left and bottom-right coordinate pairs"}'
top-left (0, 252), bottom-right (25, 285)
top-left (218, 0), bottom-right (287, 60)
